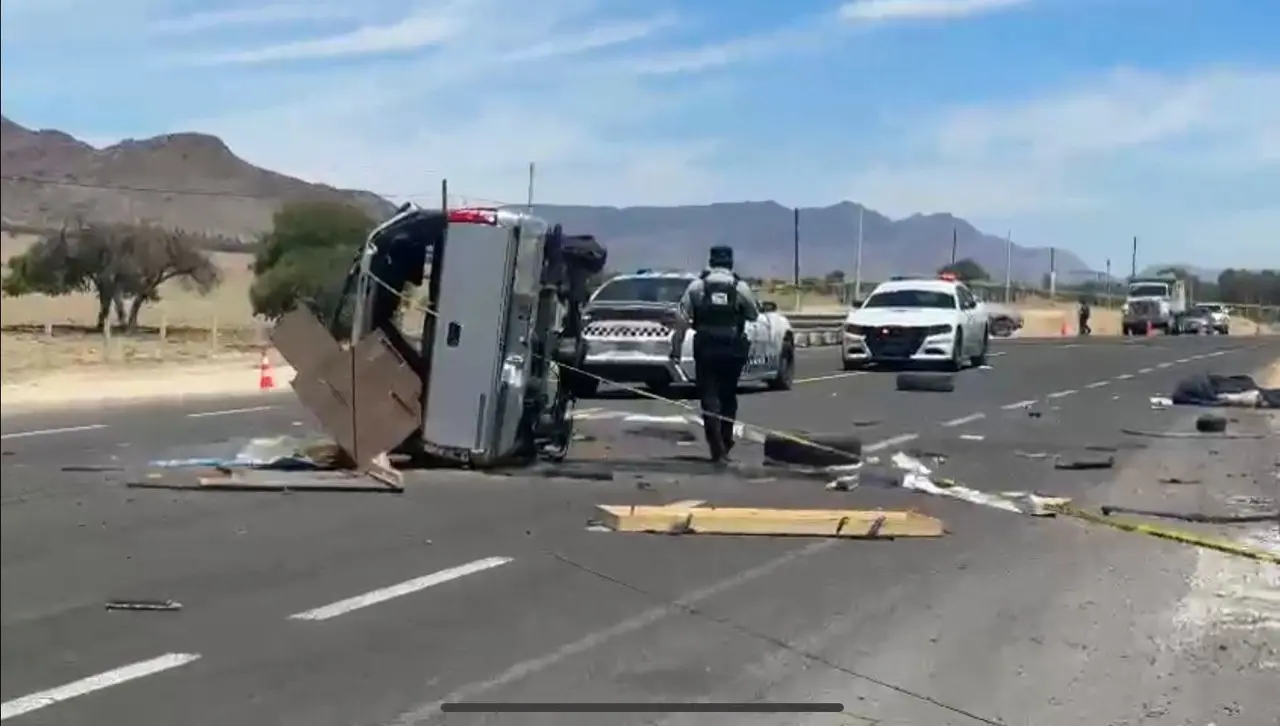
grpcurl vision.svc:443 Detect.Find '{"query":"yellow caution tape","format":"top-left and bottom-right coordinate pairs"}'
top-left (1053, 504), bottom-right (1280, 565)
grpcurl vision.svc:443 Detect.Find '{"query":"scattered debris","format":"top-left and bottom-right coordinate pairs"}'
top-left (1158, 476), bottom-right (1202, 485)
top-left (1053, 453), bottom-right (1115, 470)
top-left (1099, 504), bottom-right (1277, 525)
top-left (887, 452), bottom-right (1070, 516)
top-left (624, 425), bottom-right (698, 443)
top-left (105, 599), bottom-right (182, 612)
top-left (60, 464), bottom-right (124, 473)
top-left (593, 502), bottom-right (945, 538)
top-left (1121, 428), bottom-right (1265, 440)
top-left (1015, 451), bottom-right (1051, 460)
top-left (1150, 397), bottom-right (1173, 410)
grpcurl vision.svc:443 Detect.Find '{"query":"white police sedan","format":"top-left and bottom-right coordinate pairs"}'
top-left (576, 270), bottom-right (796, 396)
top-left (841, 276), bottom-right (990, 371)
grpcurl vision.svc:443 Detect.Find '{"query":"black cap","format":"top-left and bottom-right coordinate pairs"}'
top-left (708, 245), bottom-right (734, 269)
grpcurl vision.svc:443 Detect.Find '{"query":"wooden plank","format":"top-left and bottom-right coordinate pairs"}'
top-left (595, 505), bottom-right (944, 538)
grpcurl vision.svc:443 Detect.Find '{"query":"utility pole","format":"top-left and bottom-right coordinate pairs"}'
top-left (793, 207), bottom-right (801, 312)
top-left (950, 227), bottom-right (958, 265)
top-left (1105, 258), bottom-right (1112, 307)
top-left (1130, 235), bottom-right (1138, 279)
top-left (525, 162), bottom-right (535, 211)
top-left (1049, 246), bottom-right (1057, 300)
top-left (854, 206), bottom-right (864, 302)
top-left (1003, 230), bottom-right (1012, 303)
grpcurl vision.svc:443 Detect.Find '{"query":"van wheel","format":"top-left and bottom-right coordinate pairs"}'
top-left (945, 331), bottom-right (965, 372)
top-left (970, 327), bottom-right (989, 367)
top-left (768, 341), bottom-right (795, 391)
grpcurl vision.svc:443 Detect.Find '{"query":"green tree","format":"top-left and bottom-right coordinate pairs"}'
top-left (938, 258), bottom-right (990, 283)
top-left (249, 201), bottom-right (377, 322)
top-left (2, 221), bottom-right (220, 330)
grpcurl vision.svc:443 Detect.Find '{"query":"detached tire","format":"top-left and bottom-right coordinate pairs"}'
top-left (1195, 414), bottom-right (1227, 433)
top-left (763, 431), bottom-right (862, 467)
top-left (896, 372), bottom-right (956, 392)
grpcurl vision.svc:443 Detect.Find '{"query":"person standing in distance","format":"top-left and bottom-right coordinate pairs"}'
top-left (672, 245), bottom-right (760, 465)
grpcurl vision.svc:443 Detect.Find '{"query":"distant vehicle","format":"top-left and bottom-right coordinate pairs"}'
top-left (841, 274), bottom-right (989, 371)
top-left (1122, 276), bottom-right (1188, 335)
top-left (1173, 307), bottom-right (1215, 335)
top-left (577, 270), bottom-right (795, 397)
top-left (1191, 302), bottom-right (1231, 334)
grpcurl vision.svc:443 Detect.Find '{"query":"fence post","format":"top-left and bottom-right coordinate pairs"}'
top-left (102, 320), bottom-right (113, 363)
top-left (210, 315), bottom-right (219, 352)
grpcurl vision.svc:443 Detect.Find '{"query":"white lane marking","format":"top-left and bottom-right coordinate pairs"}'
top-left (1208, 351), bottom-right (1226, 357)
top-left (1047, 389), bottom-right (1077, 399)
top-left (959, 434), bottom-right (985, 441)
top-left (1175, 357), bottom-right (1191, 363)
top-left (385, 540), bottom-right (838, 726)
top-left (1115, 373), bottom-right (1135, 380)
top-left (289, 557), bottom-right (513, 622)
top-left (941, 412), bottom-right (986, 428)
top-left (864, 433), bottom-right (919, 453)
top-left (1001, 399), bottom-right (1038, 410)
top-left (1086, 381), bottom-right (1110, 389)
top-left (1138, 367), bottom-right (1154, 374)
top-left (795, 372), bottom-right (864, 383)
top-left (0, 424), bottom-right (107, 440)
top-left (186, 405), bottom-right (276, 419)
top-left (0, 653), bottom-right (201, 721)
top-left (1157, 362), bottom-right (1173, 369)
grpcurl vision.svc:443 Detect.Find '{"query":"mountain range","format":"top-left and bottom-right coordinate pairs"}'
top-left (1, 114), bottom-right (1093, 282)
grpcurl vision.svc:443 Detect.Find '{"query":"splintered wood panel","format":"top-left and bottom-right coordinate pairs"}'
top-left (270, 307), bottom-right (344, 378)
top-left (292, 330), bottom-right (422, 467)
top-left (595, 505), bottom-right (944, 538)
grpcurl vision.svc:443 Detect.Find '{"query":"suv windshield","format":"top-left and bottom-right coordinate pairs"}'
top-left (1128, 284), bottom-right (1169, 297)
top-left (592, 277), bottom-right (692, 304)
top-left (863, 289), bottom-right (957, 309)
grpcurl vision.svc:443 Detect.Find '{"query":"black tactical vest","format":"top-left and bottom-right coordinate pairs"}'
top-left (692, 270), bottom-right (742, 341)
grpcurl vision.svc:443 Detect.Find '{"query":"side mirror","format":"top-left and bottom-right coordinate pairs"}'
top-left (759, 300), bottom-right (778, 313)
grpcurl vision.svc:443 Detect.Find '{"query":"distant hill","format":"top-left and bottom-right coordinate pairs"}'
top-left (0, 115), bottom-right (393, 239)
top-left (1, 114), bottom-right (1092, 282)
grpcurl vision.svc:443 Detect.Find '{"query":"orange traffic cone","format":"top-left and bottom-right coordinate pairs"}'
top-left (1060, 316), bottom-right (1070, 337)
top-left (1145, 320), bottom-right (1154, 337)
top-left (259, 351), bottom-right (275, 390)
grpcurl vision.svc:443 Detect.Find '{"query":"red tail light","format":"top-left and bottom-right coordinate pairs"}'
top-left (447, 208), bottom-right (499, 225)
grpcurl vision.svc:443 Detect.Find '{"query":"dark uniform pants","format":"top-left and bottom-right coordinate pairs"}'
top-left (1078, 313), bottom-right (1091, 335)
top-left (693, 336), bottom-right (747, 460)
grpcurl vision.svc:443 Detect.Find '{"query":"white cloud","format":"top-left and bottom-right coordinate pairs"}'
top-left (849, 66), bottom-right (1280, 220)
top-left (839, 0), bottom-right (1031, 23)
top-left (191, 4), bottom-right (469, 65)
top-left (148, 4), bottom-right (362, 34)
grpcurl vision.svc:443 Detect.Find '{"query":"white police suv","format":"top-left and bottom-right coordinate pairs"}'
top-left (841, 275), bottom-right (990, 371)
top-left (576, 270), bottom-right (796, 397)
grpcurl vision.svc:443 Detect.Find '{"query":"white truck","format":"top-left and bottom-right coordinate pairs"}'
top-left (1122, 276), bottom-right (1188, 335)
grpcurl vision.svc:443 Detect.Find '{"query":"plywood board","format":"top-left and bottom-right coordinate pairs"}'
top-left (596, 505), bottom-right (944, 538)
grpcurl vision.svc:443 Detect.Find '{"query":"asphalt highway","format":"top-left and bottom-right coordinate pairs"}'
top-left (3, 335), bottom-right (1278, 726)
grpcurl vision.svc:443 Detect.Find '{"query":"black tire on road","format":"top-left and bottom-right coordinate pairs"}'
top-left (763, 431), bottom-right (863, 467)
top-left (1195, 414), bottom-right (1228, 433)
top-left (945, 331), bottom-right (965, 372)
top-left (896, 371), bottom-right (956, 392)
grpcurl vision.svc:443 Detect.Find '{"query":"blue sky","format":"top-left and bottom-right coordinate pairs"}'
top-left (2, 0), bottom-right (1277, 270)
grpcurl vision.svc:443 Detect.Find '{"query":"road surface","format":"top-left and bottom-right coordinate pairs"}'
top-left (3, 336), bottom-right (1278, 726)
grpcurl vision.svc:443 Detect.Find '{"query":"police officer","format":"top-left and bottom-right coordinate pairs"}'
top-left (1078, 298), bottom-right (1092, 336)
top-left (673, 245), bottom-right (760, 464)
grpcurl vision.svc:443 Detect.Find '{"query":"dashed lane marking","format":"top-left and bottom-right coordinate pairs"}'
top-left (288, 557), bottom-right (514, 622)
top-left (0, 424), bottom-right (107, 440)
top-left (864, 432), bottom-right (920, 453)
top-left (1047, 389), bottom-right (1077, 399)
top-left (941, 412), bottom-right (986, 428)
top-left (186, 405), bottom-right (277, 419)
top-left (1001, 399), bottom-right (1038, 410)
top-left (1086, 381), bottom-right (1110, 389)
top-left (0, 653), bottom-right (201, 721)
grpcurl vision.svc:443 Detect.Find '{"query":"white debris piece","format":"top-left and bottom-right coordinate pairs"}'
top-left (884, 452), bottom-right (1069, 516)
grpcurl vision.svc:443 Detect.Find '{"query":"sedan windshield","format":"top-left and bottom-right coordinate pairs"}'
top-left (862, 290), bottom-right (957, 309)
top-left (592, 277), bottom-right (691, 304)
